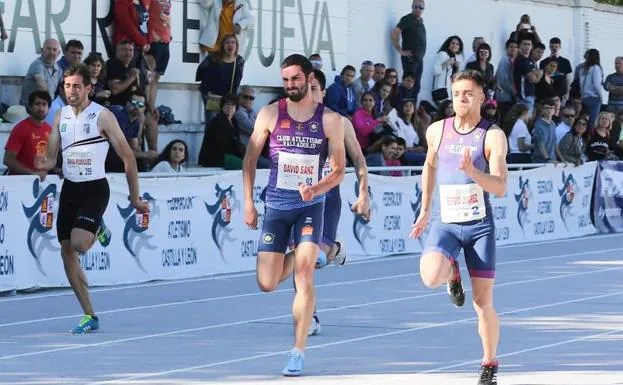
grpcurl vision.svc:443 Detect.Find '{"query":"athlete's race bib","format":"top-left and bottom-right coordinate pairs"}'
top-left (64, 149), bottom-right (94, 178)
top-left (439, 183), bottom-right (486, 223)
top-left (321, 158), bottom-right (332, 179)
top-left (276, 152), bottom-right (319, 191)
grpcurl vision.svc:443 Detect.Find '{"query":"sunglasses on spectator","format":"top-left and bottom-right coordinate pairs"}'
top-left (413, 5), bottom-right (425, 10)
top-left (563, 114), bottom-right (575, 118)
top-left (242, 95), bottom-right (255, 100)
top-left (131, 100), bottom-right (145, 108)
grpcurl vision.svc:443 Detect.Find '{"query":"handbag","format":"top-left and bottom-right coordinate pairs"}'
top-left (205, 58), bottom-right (238, 111)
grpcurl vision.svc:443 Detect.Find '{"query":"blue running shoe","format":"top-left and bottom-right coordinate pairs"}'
top-left (96, 221), bottom-right (111, 247)
top-left (70, 315), bottom-right (99, 334)
top-left (315, 250), bottom-right (328, 269)
top-left (282, 349), bottom-right (304, 377)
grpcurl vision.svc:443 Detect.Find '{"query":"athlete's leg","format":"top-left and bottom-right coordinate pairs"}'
top-left (321, 196), bottom-right (343, 266)
top-left (419, 223), bottom-right (461, 288)
top-left (61, 233), bottom-right (95, 317)
top-left (292, 242), bottom-right (318, 350)
top-left (257, 207), bottom-right (296, 292)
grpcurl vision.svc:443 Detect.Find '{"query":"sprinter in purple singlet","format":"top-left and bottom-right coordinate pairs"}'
top-left (410, 70), bottom-right (508, 385)
top-left (243, 55), bottom-right (346, 377)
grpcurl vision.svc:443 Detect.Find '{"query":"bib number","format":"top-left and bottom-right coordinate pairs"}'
top-left (321, 158), bottom-right (332, 179)
top-left (439, 184), bottom-right (486, 223)
top-left (65, 150), bottom-right (94, 178)
top-left (276, 152), bottom-right (319, 191)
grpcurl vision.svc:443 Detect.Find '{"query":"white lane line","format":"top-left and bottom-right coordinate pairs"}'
top-left (87, 288), bottom-right (623, 384)
top-left (2, 247), bottom-right (620, 328)
top-left (2, 233), bottom-right (620, 303)
top-left (2, 265), bottom-right (621, 362)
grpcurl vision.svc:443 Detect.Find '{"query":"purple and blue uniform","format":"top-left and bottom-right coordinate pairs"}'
top-left (259, 99), bottom-right (329, 254)
top-left (320, 162), bottom-right (342, 247)
top-left (423, 118), bottom-right (496, 278)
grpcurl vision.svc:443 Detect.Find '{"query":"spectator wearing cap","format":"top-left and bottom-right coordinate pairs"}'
top-left (391, 0), bottom-right (426, 101)
top-left (373, 63), bottom-right (386, 83)
top-left (20, 39), bottom-right (62, 106)
top-left (352, 60), bottom-right (375, 107)
top-left (325, 65), bottom-right (357, 117)
top-left (57, 39), bottom-right (84, 72)
top-left (198, 94), bottom-right (245, 169)
top-left (235, 85), bottom-right (257, 145)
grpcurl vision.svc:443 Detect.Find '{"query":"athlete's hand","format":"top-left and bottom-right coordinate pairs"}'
top-left (299, 184), bottom-right (315, 202)
top-left (458, 147), bottom-right (475, 176)
top-left (132, 199), bottom-right (150, 214)
top-left (351, 197), bottom-right (370, 221)
top-left (244, 205), bottom-right (258, 229)
top-left (410, 209), bottom-right (430, 239)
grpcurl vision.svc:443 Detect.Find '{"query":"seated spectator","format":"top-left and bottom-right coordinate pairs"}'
top-left (558, 116), bottom-right (588, 166)
top-left (465, 43), bottom-right (495, 97)
top-left (532, 99), bottom-right (559, 163)
top-left (365, 135), bottom-right (400, 176)
top-left (502, 103), bottom-right (533, 163)
top-left (391, 72), bottom-right (419, 108)
top-left (3, 91), bottom-right (57, 176)
top-left (432, 36), bottom-right (463, 105)
top-left (84, 53), bottom-right (111, 105)
top-left (325, 65), bottom-right (357, 117)
top-left (57, 39), bottom-right (84, 72)
top-left (352, 91), bottom-right (386, 152)
top-left (586, 112), bottom-right (618, 161)
top-left (151, 139), bottom-right (187, 173)
top-left (352, 60), bottom-right (375, 106)
top-left (556, 106), bottom-right (575, 145)
top-left (198, 94), bottom-right (245, 169)
top-left (107, 40), bottom-right (142, 106)
top-left (235, 85), bottom-right (257, 145)
top-left (388, 137), bottom-right (405, 177)
top-left (373, 80), bottom-right (393, 117)
top-left (20, 39), bottom-right (62, 106)
top-left (373, 63), bottom-right (386, 83)
top-left (382, 68), bottom-right (400, 108)
top-left (416, 101), bottom-right (433, 129)
top-left (434, 100), bottom-right (454, 122)
top-left (611, 108), bottom-right (623, 158)
top-left (386, 99), bottom-right (426, 166)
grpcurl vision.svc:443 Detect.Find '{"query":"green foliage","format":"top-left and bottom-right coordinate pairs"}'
top-left (595, 0), bottom-right (623, 5)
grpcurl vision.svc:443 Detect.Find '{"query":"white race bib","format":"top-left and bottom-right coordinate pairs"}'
top-left (439, 184), bottom-right (486, 223)
top-left (65, 150), bottom-right (94, 178)
top-left (276, 152), bottom-right (319, 191)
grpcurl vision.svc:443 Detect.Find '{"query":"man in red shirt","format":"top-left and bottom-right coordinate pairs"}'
top-left (3, 91), bottom-right (53, 177)
top-left (147, 0), bottom-right (171, 111)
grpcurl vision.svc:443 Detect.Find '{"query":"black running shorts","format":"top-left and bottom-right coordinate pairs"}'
top-left (57, 178), bottom-right (110, 242)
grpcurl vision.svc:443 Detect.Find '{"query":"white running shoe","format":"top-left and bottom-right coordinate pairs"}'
top-left (333, 242), bottom-right (347, 266)
top-left (307, 314), bottom-right (321, 336)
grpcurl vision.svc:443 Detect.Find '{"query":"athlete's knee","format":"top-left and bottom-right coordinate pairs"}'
top-left (70, 238), bottom-right (92, 254)
top-left (419, 254), bottom-right (445, 288)
top-left (472, 291), bottom-right (494, 313)
top-left (257, 275), bottom-right (280, 292)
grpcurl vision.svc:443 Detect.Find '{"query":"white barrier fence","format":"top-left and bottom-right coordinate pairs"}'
top-left (0, 163), bottom-right (597, 292)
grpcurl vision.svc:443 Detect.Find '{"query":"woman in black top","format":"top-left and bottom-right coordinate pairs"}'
top-left (465, 43), bottom-right (495, 97)
top-left (198, 94), bottom-right (245, 169)
top-left (586, 112), bottom-right (618, 161)
top-left (535, 60), bottom-right (558, 102)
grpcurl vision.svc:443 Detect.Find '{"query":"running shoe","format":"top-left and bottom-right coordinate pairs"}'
top-left (332, 242), bottom-right (347, 266)
top-left (478, 362), bottom-right (498, 385)
top-left (447, 258), bottom-right (465, 307)
top-left (282, 348), bottom-right (304, 377)
top-left (315, 251), bottom-right (328, 268)
top-left (70, 315), bottom-right (99, 334)
top-left (96, 220), bottom-right (111, 247)
top-left (307, 314), bottom-right (321, 336)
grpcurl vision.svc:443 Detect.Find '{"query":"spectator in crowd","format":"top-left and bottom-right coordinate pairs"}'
top-left (510, 14), bottom-right (541, 44)
top-left (435, 100), bottom-right (454, 122)
top-left (373, 80), bottom-right (394, 117)
top-left (502, 103), bottom-right (532, 164)
top-left (235, 85), bottom-right (257, 145)
top-left (556, 106), bottom-right (576, 145)
top-left (57, 40), bottom-right (84, 72)
top-left (4, 91), bottom-right (55, 176)
top-left (107, 40), bottom-right (142, 106)
top-left (558, 116), bottom-right (588, 166)
top-left (309, 53), bottom-right (323, 70)
top-left (147, 0), bottom-right (172, 113)
top-left (586, 112), bottom-right (618, 161)
top-left (352, 91), bottom-right (386, 152)
top-left (196, 34), bottom-right (244, 125)
top-left (151, 139), bottom-right (187, 173)
top-left (325, 65), bottom-right (357, 117)
top-left (392, 72), bottom-right (419, 108)
top-left (113, 0), bottom-right (151, 58)
top-left (535, 59), bottom-right (559, 103)
top-left (495, 39), bottom-right (518, 118)
top-left (482, 99), bottom-right (500, 125)
top-left (611, 108), bottom-right (623, 158)
top-left (383, 68), bottom-right (400, 107)
top-left (530, 42), bottom-right (545, 66)
top-left (431, 35), bottom-right (463, 105)
top-left (416, 101), bottom-right (433, 128)
top-left (20, 39), bottom-right (62, 106)
top-left (513, 34), bottom-right (542, 116)
top-left (198, 93), bottom-right (245, 169)
top-left (551, 95), bottom-right (562, 124)
top-left (105, 93), bottom-right (158, 172)
top-left (465, 43), bottom-right (495, 97)
top-left (0, 11), bottom-right (7, 40)
top-left (84, 53), bottom-right (111, 105)
top-left (603, 57), bottom-right (623, 113)
top-left (386, 98), bottom-right (426, 165)
top-left (540, 37), bottom-right (573, 102)
top-left (365, 135), bottom-right (400, 176)
top-left (45, 85), bottom-right (67, 126)
top-left (352, 60), bottom-right (375, 106)
top-left (532, 98), bottom-right (559, 163)
top-left (567, 96), bottom-right (584, 119)
top-left (391, 0), bottom-right (426, 101)
top-left (199, 0), bottom-right (255, 54)
top-left (579, 48), bottom-right (604, 129)
top-left (373, 63), bottom-right (386, 83)
top-left (464, 36), bottom-right (486, 67)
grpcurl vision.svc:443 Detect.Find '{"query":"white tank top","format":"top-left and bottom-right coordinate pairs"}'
top-left (59, 102), bottom-right (109, 182)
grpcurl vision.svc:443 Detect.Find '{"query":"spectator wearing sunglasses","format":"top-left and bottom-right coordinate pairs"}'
top-left (235, 85), bottom-right (257, 145)
top-left (391, 0), bottom-right (426, 102)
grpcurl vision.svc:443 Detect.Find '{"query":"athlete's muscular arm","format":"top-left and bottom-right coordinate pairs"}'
top-left (343, 117), bottom-right (370, 217)
top-left (243, 105), bottom-right (274, 229)
top-left (37, 110), bottom-right (61, 172)
top-left (410, 121), bottom-right (441, 239)
top-left (301, 112), bottom-right (345, 200)
top-left (460, 127), bottom-right (508, 198)
top-left (99, 110), bottom-right (148, 213)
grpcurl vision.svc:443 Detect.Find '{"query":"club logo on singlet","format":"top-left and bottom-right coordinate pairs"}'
top-left (204, 184), bottom-right (239, 263)
top-left (558, 171), bottom-right (578, 229)
top-left (117, 192), bottom-right (159, 272)
top-left (22, 178), bottom-right (59, 275)
top-left (350, 180), bottom-right (376, 254)
top-left (514, 175), bottom-right (532, 234)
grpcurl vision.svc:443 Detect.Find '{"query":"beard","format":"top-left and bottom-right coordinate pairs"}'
top-left (31, 111), bottom-right (47, 121)
top-left (285, 83), bottom-right (308, 102)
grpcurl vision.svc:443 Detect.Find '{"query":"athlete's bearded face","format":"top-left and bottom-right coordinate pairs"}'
top-left (64, 74), bottom-right (91, 107)
top-left (282, 65), bottom-right (311, 102)
top-left (310, 78), bottom-right (325, 104)
top-left (451, 79), bottom-right (485, 118)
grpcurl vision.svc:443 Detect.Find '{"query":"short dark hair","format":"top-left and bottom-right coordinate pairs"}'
top-left (381, 135), bottom-right (398, 147)
top-left (374, 63), bottom-right (386, 69)
top-left (403, 71), bottom-right (416, 80)
top-left (308, 53), bottom-right (321, 60)
top-left (313, 69), bottom-right (326, 90)
top-left (28, 90), bottom-right (52, 107)
top-left (534, 42), bottom-right (546, 51)
top-left (63, 64), bottom-right (92, 86)
top-left (65, 39), bottom-right (84, 51)
top-left (341, 65), bottom-right (356, 76)
top-left (395, 137), bottom-right (406, 147)
top-left (281, 54), bottom-right (313, 77)
top-left (220, 93), bottom-right (239, 110)
top-left (451, 70), bottom-right (486, 91)
top-left (505, 39), bottom-right (518, 48)
top-left (518, 33), bottom-right (533, 44)
top-left (542, 98), bottom-right (556, 107)
top-left (549, 37), bottom-right (561, 45)
top-left (117, 39), bottom-right (133, 47)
